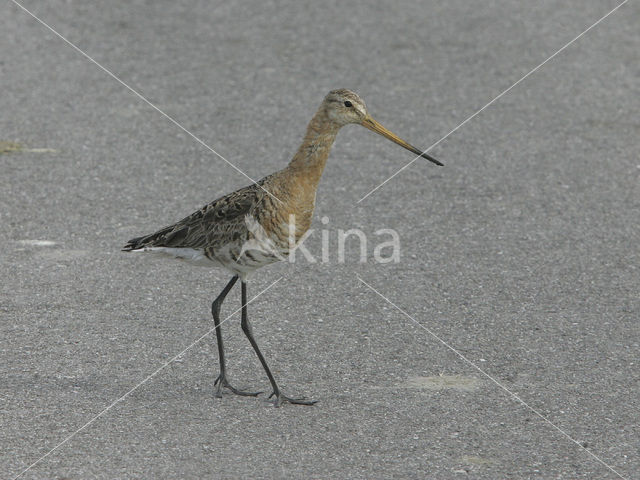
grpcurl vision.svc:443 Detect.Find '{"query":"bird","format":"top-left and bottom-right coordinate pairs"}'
top-left (123, 89), bottom-right (442, 406)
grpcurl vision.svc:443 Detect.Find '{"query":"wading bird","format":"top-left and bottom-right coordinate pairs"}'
top-left (123, 89), bottom-right (442, 406)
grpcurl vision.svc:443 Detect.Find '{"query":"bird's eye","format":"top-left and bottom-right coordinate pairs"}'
top-left (344, 101), bottom-right (353, 108)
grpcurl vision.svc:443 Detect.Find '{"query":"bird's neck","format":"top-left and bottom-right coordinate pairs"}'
top-left (269, 109), bottom-right (340, 239)
top-left (286, 109), bottom-right (340, 186)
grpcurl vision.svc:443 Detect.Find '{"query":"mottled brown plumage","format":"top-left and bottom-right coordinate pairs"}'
top-left (123, 89), bottom-right (442, 406)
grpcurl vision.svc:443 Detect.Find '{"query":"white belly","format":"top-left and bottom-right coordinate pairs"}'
top-left (132, 247), bottom-right (215, 267)
top-left (131, 244), bottom-right (283, 280)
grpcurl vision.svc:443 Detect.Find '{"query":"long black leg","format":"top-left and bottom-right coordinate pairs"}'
top-left (240, 281), bottom-right (316, 407)
top-left (212, 276), bottom-right (261, 398)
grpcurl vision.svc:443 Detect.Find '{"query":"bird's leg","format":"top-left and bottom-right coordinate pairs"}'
top-left (240, 281), bottom-right (316, 407)
top-left (212, 275), bottom-right (261, 398)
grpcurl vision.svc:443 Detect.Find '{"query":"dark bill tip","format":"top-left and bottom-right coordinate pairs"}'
top-left (420, 152), bottom-right (444, 166)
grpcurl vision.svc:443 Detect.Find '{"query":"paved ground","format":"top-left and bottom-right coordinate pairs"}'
top-left (2, 1), bottom-right (639, 478)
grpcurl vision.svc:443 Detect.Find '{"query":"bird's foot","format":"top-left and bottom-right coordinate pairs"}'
top-left (214, 374), bottom-right (262, 398)
top-left (268, 390), bottom-right (317, 407)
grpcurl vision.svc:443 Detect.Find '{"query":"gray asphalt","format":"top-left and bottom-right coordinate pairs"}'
top-left (2, 1), bottom-right (639, 478)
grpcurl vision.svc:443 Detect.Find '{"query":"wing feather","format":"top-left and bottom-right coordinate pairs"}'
top-left (122, 180), bottom-right (268, 251)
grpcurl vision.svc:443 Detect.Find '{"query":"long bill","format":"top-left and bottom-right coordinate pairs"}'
top-left (361, 116), bottom-right (443, 166)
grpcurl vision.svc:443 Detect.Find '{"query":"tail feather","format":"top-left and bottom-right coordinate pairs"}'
top-left (122, 235), bottom-right (145, 251)
top-left (122, 224), bottom-right (179, 251)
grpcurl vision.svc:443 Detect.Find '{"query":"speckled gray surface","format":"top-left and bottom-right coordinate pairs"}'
top-left (2, 1), bottom-right (639, 478)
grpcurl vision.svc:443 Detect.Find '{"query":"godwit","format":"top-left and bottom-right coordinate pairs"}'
top-left (123, 89), bottom-right (442, 406)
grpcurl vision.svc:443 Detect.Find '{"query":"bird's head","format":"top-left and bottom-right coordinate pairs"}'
top-left (323, 88), bottom-right (368, 125)
top-left (322, 88), bottom-right (443, 166)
